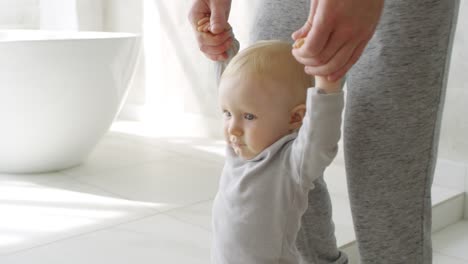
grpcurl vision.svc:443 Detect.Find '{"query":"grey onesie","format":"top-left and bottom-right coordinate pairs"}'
top-left (212, 88), bottom-right (344, 264)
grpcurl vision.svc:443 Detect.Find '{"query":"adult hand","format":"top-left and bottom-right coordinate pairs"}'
top-left (188, 0), bottom-right (233, 61)
top-left (292, 0), bottom-right (384, 81)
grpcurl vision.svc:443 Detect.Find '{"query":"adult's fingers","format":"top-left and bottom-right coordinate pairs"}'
top-left (305, 27), bottom-right (350, 66)
top-left (293, 0), bottom-right (383, 78)
top-left (292, 23), bottom-right (331, 62)
top-left (326, 41), bottom-right (367, 81)
top-left (188, 1), bottom-right (207, 29)
top-left (303, 40), bottom-right (358, 76)
top-left (300, 0), bottom-right (333, 57)
top-left (292, 0), bottom-right (317, 40)
top-left (291, 20), bottom-right (312, 42)
top-left (292, 29), bottom-right (347, 67)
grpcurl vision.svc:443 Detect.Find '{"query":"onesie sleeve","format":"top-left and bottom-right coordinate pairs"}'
top-left (290, 88), bottom-right (344, 189)
top-left (215, 38), bottom-right (240, 85)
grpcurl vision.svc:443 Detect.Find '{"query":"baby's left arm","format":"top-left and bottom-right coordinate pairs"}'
top-left (289, 85), bottom-right (344, 189)
top-left (288, 39), bottom-right (344, 188)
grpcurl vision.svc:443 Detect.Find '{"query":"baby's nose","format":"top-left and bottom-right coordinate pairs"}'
top-left (228, 122), bottom-right (242, 136)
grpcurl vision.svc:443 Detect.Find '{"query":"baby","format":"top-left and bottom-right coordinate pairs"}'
top-left (198, 19), bottom-right (343, 264)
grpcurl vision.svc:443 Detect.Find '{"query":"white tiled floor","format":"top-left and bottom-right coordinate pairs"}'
top-left (0, 123), bottom-right (466, 264)
top-left (433, 221), bottom-right (468, 263)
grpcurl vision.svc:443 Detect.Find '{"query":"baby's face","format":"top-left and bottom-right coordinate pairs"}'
top-left (219, 75), bottom-right (293, 160)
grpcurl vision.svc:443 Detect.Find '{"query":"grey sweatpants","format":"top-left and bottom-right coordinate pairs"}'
top-left (249, 0), bottom-right (459, 263)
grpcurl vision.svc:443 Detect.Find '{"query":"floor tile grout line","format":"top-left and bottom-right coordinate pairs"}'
top-left (433, 250), bottom-right (468, 262)
top-left (104, 132), bottom-right (229, 164)
top-left (60, 157), bottom-right (177, 179)
top-left (16, 158), bottom-right (223, 229)
top-left (114, 213), bottom-right (213, 235)
top-left (68, 177), bottom-right (218, 215)
top-left (69, 177), bottom-right (160, 208)
top-left (157, 198), bottom-right (214, 214)
top-left (59, 134), bottom-right (223, 177)
top-left (158, 198), bottom-right (216, 232)
top-left (0, 210), bottom-right (166, 258)
top-left (60, 148), bottom-right (223, 181)
top-left (162, 213), bottom-right (211, 232)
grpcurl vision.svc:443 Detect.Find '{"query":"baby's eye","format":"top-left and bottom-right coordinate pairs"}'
top-left (223, 110), bottom-right (232, 118)
top-left (244, 113), bottom-right (256, 120)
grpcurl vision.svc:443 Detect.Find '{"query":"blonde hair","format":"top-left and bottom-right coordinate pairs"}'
top-left (221, 40), bottom-right (313, 105)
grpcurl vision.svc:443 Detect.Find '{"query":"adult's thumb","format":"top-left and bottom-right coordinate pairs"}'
top-left (292, 22), bottom-right (311, 40)
top-left (210, 2), bottom-right (228, 34)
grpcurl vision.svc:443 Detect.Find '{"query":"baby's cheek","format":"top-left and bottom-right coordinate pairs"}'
top-left (248, 131), bottom-right (266, 152)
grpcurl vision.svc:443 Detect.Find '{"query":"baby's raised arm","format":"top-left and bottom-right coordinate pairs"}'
top-left (290, 38), bottom-right (344, 189)
top-left (315, 75), bottom-right (342, 94)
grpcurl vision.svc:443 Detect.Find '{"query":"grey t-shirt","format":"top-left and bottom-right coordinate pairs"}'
top-left (212, 88), bottom-right (344, 264)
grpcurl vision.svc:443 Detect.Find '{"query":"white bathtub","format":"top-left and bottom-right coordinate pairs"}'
top-left (0, 30), bottom-right (140, 173)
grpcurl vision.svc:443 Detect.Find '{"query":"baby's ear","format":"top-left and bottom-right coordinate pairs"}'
top-left (289, 104), bottom-right (306, 131)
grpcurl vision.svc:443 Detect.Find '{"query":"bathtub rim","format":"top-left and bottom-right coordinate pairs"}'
top-left (0, 29), bottom-right (140, 42)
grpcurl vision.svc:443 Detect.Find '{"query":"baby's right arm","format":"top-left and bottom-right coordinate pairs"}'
top-left (315, 75), bottom-right (342, 94)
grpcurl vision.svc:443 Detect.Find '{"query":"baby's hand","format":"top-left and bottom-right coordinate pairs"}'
top-left (197, 17), bottom-right (211, 32)
top-left (292, 38), bottom-right (305, 49)
top-left (196, 16), bottom-right (234, 61)
top-left (293, 38), bottom-right (342, 93)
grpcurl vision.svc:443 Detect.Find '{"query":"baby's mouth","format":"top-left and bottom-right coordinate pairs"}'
top-left (229, 136), bottom-right (245, 148)
top-left (229, 137), bottom-right (246, 149)
top-left (230, 142), bottom-right (245, 148)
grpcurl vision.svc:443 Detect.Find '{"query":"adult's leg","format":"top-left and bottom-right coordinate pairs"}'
top-left (344, 0), bottom-right (459, 263)
top-left (249, 0), bottom-right (308, 44)
top-left (251, 1), bottom-right (347, 263)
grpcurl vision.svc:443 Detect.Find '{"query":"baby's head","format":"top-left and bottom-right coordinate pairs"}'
top-left (219, 40), bottom-right (313, 160)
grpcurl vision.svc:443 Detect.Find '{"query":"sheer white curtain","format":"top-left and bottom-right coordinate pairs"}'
top-left (118, 0), bottom-right (257, 138)
top-left (117, 0), bottom-right (222, 137)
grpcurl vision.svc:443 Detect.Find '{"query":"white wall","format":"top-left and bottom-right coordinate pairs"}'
top-left (0, 0), bottom-right (104, 30)
top-left (0, 0), bottom-right (39, 29)
top-left (39, 0), bottom-right (103, 30)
